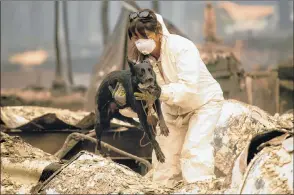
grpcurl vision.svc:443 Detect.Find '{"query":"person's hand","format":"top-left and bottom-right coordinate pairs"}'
top-left (134, 89), bottom-right (157, 105)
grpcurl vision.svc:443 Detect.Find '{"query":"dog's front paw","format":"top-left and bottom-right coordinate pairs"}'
top-left (155, 148), bottom-right (165, 163)
top-left (152, 141), bottom-right (165, 163)
top-left (159, 123), bottom-right (169, 137)
top-left (154, 144), bottom-right (165, 163)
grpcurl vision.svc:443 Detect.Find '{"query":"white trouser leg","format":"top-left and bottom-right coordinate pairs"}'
top-left (152, 120), bottom-right (187, 187)
top-left (181, 100), bottom-right (223, 183)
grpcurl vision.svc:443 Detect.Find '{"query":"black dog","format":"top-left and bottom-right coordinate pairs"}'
top-left (94, 59), bottom-right (169, 163)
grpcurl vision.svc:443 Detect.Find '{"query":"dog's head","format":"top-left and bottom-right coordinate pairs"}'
top-left (127, 59), bottom-right (157, 89)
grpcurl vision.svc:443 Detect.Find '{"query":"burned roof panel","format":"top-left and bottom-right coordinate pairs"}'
top-left (0, 106), bottom-right (135, 131)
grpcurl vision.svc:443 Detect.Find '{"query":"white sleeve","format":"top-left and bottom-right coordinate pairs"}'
top-left (160, 44), bottom-right (201, 107)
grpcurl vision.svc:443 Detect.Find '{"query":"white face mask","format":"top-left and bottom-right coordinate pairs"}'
top-left (135, 39), bottom-right (156, 55)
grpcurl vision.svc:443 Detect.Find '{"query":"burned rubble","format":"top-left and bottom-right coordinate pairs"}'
top-left (1, 100), bottom-right (293, 194)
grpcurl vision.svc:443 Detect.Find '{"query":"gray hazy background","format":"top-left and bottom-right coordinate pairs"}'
top-left (1, 1), bottom-right (293, 88)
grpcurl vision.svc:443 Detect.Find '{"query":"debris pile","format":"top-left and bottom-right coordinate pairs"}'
top-left (172, 178), bottom-right (226, 194)
top-left (1, 132), bottom-right (59, 194)
top-left (213, 100), bottom-right (293, 184)
top-left (37, 151), bottom-right (232, 194)
top-left (0, 132), bottom-right (58, 162)
top-left (38, 151), bottom-right (171, 194)
top-left (1, 100), bottom-right (293, 194)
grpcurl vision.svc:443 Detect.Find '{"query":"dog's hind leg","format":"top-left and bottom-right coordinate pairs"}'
top-left (137, 107), bottom-right (165, 163)
top-left (154, 99), bottom-right (169, 136)
top-left (144, 123), bottom-right (165, 163)
top-left (95, 109), bottom-right (111, 151)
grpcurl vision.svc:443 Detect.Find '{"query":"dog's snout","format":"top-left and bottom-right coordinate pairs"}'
top-left (147, 78), bottom-right (154, 82)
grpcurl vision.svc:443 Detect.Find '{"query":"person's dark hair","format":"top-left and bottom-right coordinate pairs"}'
top-left (127, 9), bottom-right (162, 61)
top-left (128, 9), bottom-right (162, 40)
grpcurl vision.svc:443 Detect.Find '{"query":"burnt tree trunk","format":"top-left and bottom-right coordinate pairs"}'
top-left (101, 0), bottom-right (109, 45)
top-left (62, 0), bottom-right (74, 85)
top-left (52, 1), bottom-right (67, 92)
top-left (152, 0), bottom-right (160, 13)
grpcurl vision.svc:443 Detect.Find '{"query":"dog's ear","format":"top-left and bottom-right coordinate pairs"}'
top-left (127, 58), bottom-right (136, 75)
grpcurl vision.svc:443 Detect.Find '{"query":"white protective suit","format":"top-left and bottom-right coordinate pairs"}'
top-left (148, 14), bottom-right (224, 187)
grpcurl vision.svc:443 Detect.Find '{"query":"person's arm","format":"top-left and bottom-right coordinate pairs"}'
top-left (160, 43), bottom-right (201, 107)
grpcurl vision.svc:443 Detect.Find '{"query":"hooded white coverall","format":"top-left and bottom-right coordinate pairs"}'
top-left (148, 14), bottom-right (224, 187)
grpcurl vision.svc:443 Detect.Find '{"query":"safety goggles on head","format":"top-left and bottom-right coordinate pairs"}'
top-left (129, 10), bottom-right (153, 22)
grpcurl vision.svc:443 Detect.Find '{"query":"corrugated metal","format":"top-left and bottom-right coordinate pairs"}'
top-left (0, 106), bottom-right (135, 131)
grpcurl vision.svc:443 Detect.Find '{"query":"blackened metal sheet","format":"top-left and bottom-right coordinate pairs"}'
top-left (0, 106), bottom-right (135, 131)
